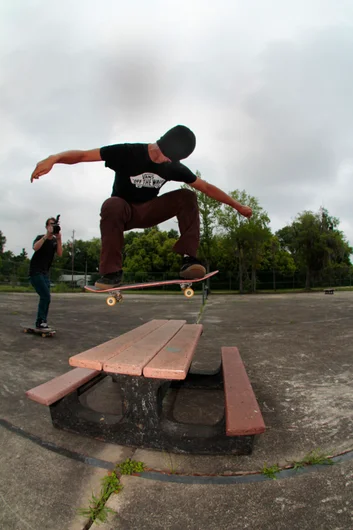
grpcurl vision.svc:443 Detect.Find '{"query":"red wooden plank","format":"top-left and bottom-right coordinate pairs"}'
top-left (222, 347), bottom-right (265, 436)
top-left (69, 320), bottom-right (168, 370)
top-left (143, 324), bottom-right (203, 379)
top-left (103, 320), bottom-right (187, 375)
top-left (26, 368), bottom-right (99, 406)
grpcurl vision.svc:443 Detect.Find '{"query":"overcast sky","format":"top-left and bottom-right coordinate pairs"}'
top-left (1, 0), bottom-right (353, 257)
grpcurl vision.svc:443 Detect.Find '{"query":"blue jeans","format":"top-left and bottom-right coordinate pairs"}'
top-left (30, 273), bottom-right (51, 325)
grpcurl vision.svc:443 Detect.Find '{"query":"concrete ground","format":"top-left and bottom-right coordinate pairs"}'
top-left (0, 290), bottom-right (352, 529)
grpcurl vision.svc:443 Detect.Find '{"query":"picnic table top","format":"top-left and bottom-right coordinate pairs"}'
top-left (69, 320), bottom-right (203, 380)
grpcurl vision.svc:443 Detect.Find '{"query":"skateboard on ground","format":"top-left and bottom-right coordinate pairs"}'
top-left (84, 270), bottom-right (219, 306)
top-left (21, 324), bottom-right (56, 338)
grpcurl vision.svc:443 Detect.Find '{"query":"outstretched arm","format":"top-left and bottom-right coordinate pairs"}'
top-left (189, 177), bottom-right (252, 218)
top-left (30, 148), bottom-right (102, 182)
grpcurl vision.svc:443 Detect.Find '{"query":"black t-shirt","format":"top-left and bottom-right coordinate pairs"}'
top-left (100, 143), bottom-right (197, 203)
top-left (29, 236), bottom-right (57, 276)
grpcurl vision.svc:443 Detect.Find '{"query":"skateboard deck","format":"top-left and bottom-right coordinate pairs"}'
top-left (84, 270), bottom-right (219, 306)
top-left (21, 324), bottom-right (56, 337)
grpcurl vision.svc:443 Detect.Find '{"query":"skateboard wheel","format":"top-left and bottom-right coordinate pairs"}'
top-left (106, 296), bottom-right (117, 307)
top-left (184, 288), bottom-right (194, 298)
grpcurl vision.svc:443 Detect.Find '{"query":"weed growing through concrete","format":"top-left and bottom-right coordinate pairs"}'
top-left (292, 449), bottom-right (335, 470)
top-left (78, 458), bottom-right (145, 525)
top-left (261, 463), bottom-right (281, 479)
top-left (261, 449), bottom-right (335, 481)
top-left (163, 452), bottom-right (181, 474)
top-left (77, 479), bottom-right (118, 524)
top-left (116, 458), bottom-right (145, 475)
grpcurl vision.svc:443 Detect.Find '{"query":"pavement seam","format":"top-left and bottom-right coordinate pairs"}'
top-left (139, 449), bottom-right (353, 483)
top-left (79, 459), bottom-right (145, 528)
top-left (196, 297), bottom-right (208, 324)
top-left (0, 419), bottom-right (114, 470)
top-left (1, 418), bottom-right (352, 484)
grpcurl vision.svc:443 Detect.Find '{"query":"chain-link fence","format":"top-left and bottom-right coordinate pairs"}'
top-left (0, 259), bottom-right (352, 291)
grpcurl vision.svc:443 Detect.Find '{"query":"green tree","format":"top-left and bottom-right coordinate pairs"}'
top-left (124, 228), bottom-right (180, 274)
top-left (85, 238), bottom-right (101, 271)
top-left (217, 190), bottom-right (271, 292)
top-left (183, 171), bottom-right (221, 271)
top-left (13, 248), bottom-right (28, 262)
top-left (0, 231), bottom-right (6, 254)
top-left (167, 229), bottom-right (179, 239)
top-left (0, 234), bottom-right (29, 282)
top-left (55, 237), bottom-right (101, 275)
top-left (276, 207), bottom-right (352, 289)
top-left (11, 248), bottom-right (30, 283)
top-left (260, 235), bottom-right (296, 291)
top-left (0, 250), bottom-right (15, 281)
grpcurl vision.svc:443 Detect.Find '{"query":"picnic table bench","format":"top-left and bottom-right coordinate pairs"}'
top-left (26, 319), bottom-right (265, 455)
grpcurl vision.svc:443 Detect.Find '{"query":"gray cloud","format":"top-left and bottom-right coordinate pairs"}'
top-left (216, 26), bottom-right (353, 242)
top-left (1, 1), bottom-right (353, 256)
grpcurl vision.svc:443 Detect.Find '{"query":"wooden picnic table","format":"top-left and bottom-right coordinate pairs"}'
top-left (69, 319), bottom-right (201, 378)
top-left (26, 319), bottom-right (265, 455)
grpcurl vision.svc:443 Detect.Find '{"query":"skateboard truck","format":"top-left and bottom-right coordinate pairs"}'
top-left (106, 291), bottom-right (123, 307)
top-left (105, 281), bottom-right (194, 306)
top-left (180, 282), bottom-right (194, 298)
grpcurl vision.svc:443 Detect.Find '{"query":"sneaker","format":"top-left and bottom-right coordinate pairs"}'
top-left (95, 271), bottom-right (123, 290)
top-left (36, 321), bottom-right (49, 329)
top-left (179, 256), bottom-right (206, 280)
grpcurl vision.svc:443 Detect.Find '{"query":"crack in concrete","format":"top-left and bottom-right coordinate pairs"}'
top-left (1, 418), bottom-right (352, 485)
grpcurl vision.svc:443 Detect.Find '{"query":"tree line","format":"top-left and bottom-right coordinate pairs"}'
top-left (1, 173), bottom-right (352, 292)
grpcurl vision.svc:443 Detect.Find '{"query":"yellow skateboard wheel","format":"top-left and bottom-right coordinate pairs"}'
top-left (106, 296), bottom-right (117, 306)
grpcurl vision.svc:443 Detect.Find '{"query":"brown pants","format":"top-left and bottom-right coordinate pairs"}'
top-left (99, 189), bottom-right (200, 274)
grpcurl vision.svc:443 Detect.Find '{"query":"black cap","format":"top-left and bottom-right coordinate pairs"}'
top-left (157, 125), bottom-right (196, 161)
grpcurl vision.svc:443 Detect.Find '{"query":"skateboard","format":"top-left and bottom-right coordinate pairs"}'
top-left (84, 270), bottom-right (219, 306)
top-left (21, 324), bottom-right (56, 338)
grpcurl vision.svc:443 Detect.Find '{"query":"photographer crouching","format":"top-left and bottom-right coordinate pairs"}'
top-left (29, 215), bottom-right (63, 329)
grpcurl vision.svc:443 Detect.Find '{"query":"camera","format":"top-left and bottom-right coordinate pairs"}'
top-left (53, 214), bottom-right (61, 235)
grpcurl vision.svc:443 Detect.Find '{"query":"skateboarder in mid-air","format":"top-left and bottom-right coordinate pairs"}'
top-left (30, 125), bottom-right (252, 289)
top-left (29, 217), bottom-right (63, 329)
